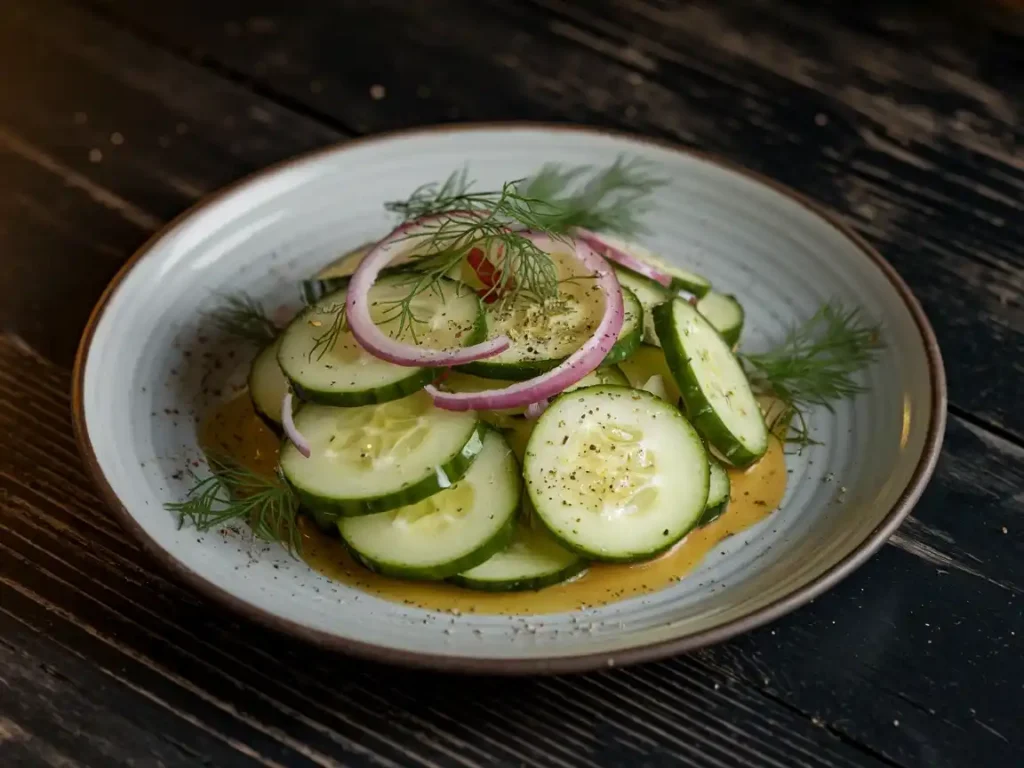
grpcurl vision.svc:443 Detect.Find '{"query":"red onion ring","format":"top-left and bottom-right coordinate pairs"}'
top-left (574, 229), bottom-right (672, 288)
top-left (281, 391), bottom-right (310, 458)
top-left (346, 213), bottom-right (511, 367)
top-left (425, 233), bottom-right (624, 411)
top-left (524, 400), bottom-right (548, 420)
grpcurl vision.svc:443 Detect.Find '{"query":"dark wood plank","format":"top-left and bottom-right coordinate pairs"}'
top-left (0, 334), bottom-right (897, 767)
top-left (1, 330), bottom-right (1021, 767)
top-left (76, 0), bottom-right (1024, 444)
top-left (0, 0), bottom-right (339, 367)
top-left (0, 0), bottom-right (1021, 766)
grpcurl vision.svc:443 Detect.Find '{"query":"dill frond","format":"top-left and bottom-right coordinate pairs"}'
top-left (518, 156), bottom-right (667, 236)
top-left (207, 293), bottom-right (279, 346)
top-left (743, 303), bottom-right (884, 448)
top-left (166, 455), bottom-right (301, 554)
top-left (359, 159), bottom-right (663, 359)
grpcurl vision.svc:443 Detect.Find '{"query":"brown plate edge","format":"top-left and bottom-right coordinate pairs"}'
top-left (71, 122), bottom-right (947, 676)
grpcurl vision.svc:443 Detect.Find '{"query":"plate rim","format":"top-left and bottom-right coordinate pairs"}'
top-left (71, 122), bottom-right (947, 675)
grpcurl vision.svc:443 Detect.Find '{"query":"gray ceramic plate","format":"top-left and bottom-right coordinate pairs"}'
top-left (73, 125), bottom-right (945, 674)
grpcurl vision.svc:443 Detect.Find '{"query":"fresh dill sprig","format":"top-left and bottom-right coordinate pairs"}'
top-left (333, 159), bottom-right (664, 360)
top-left (742, 303), bottom-right (884, 448)
top-left (378, 179), bottom-right (563, 337)
top-left (518, 156), bottom-right (668, 236)
top-left (166, 455), bottom-right (302, 554)
top-left (309, 301), bottom-right (348, 361)
top-left (207, 293), bottom-right (279, 346)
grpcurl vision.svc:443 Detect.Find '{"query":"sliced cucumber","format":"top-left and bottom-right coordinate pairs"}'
top-left (599, 234), bottom-right (712, 297)
top-left (248, 339), bottom-right (290, 428)
top-left (302, 242), bottom-right (470, 305)
top-left (697, 458), bottom-right (731, 527)
top-left (524, 386), bottom-right (709, 562)
top-left (705, 457), bottom-right (730, 508)
top-left (613, 267), bottom-right (671, 346)
top-left (442, 371), bottom-right (528, 417)
top-left (617, 345), bottom-right (682, 405)
top-left (450, 522), bottom-right (586, 591)
top-left (280, 391), bottom-right (484, 517)
top-left (565, 365), bottom-right (630, 391)
top-left (501, 417), bottom-right (536, 465)
top-left (697, 291), bottom-right (744, 347)
top-left (338, 430), bottom-right (519, 580)
top-left (459, 244), bottom-right (638, 380)
top-left (279, 275), bottom-right (484, 407)
top-left (300, 276), bottom-right (350, 306)
top-left (653, 298), bottom-right (768, 467)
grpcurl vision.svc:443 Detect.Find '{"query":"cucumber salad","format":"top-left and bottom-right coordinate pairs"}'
top-left (179, 160), bottom-right (883, 596)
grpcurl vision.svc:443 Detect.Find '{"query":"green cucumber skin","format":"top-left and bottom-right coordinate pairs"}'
top-left (300, 276), bottom-right (349, 306)
top-left (696, 502), bottom-right (727, 528)
top-left (248, 342), bottom-right (287, 429)
top-left (284, 423), bottom-right (487, 519)
top-left (458, 356), bottom-right (560, 381)
top-left (666, 274), bottom-right (711, 299)
top-left (705, 459), bottom-right (731, 509)
top-left (300, 263), bottom-right (447, 305)
top-left (248, 351), bottom-right (283, 434)
top-left (305, 508), bottom-right (341, 535)
top-left (253, 409), bottom-right (284, 436)
top-left (449, 558), bottom-right (587, 592)
top-left (538, 514), bottom-right (697, 565)
top-left (344, 507), bottom-right (519, 581)
top-left (653, 300), bottom-right (767, 468)
top-left (616, 262), bottom-right (711, 299)
top-left (290, 369), bottom-right (438, 408)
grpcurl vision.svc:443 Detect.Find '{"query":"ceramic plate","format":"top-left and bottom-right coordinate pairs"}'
top-left (73, 125), bottom-right (945, 673)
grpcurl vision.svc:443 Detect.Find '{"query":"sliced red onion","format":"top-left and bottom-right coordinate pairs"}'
top-left (524, 400), bottom-right (548, 420)
top-left (425, 233), bottom-right (624, 411)
top-left (574, 229), bottom-right (672, 288)
top-left (281, 391), bottom-right (310, 458)
top-left (346, 213), bottom-right (511, 367)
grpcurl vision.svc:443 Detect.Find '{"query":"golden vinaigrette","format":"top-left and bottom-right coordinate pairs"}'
top-left (201, 393), bottom-right (787, 615)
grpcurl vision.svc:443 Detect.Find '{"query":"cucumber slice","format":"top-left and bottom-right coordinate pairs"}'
top-left (697, 291), bottom-right (744, 347)
top-left (705, 456), bottom-right (730, 508)
top-left (450, 522), bottom-right (586, 591)
top-left (640, 374), bottom-right (671, 403)
top-left (279, 275), bottom-right (484, 407)
top-left (280, 391), bottom-right (484, 517)
top-left (613, 267), bottom-right (670, 346)
top-left (653, 299), bottom-right (768, 467)
top-left (300, 276), bottom-right (350, 306)
top-left (248, 339), bottom-right (290, 428)
top-left (566, 365), bottom-right (630, 391)
top-left (459, 245), bottom-right (638, 380)
top-left (697, 458), bottom-right (731, 527)
top-left (442, 372), bottom-right (528, 417)
top-left (524, 386), bottom-right (709, 562)
top-left (338, 430), bottom-right (519, 580)
top-left (600, 234), bottom-right (712, 297)
top-left (617, 345), bottom-right (682, 405)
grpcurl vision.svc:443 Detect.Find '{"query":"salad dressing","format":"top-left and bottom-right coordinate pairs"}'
top-left (201, 392), bottom-right (787, 615)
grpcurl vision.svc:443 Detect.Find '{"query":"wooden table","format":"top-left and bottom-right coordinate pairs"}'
top-left (1, 0), bottom-right (1021, 765)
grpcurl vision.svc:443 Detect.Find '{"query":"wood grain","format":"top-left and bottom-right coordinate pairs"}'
top-left (74, 0), bottom-right (1024, 444)
top-left (0, 0), bottom-right (1021, 765)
